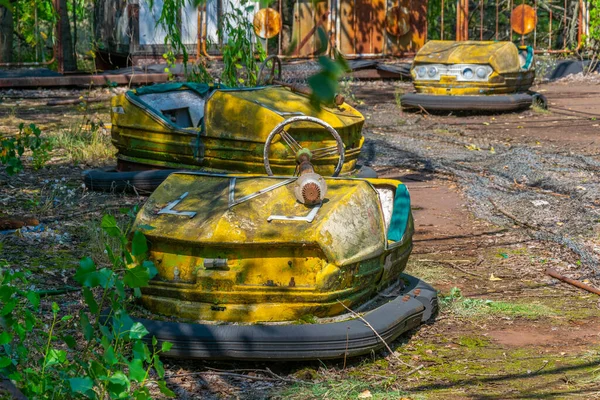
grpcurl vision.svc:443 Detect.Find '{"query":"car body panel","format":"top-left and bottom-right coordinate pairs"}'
top-left (132, 172), bottom-right (414, 323)
top-left (111, 84), bottom-right (364, 175)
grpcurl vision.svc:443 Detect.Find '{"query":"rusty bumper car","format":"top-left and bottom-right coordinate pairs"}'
top-left (129, 118), bottom-right (437, 360)
top-left (84, 76), bottom-right (372, 192)
top-left (401, 40), bottom-right (546, 112)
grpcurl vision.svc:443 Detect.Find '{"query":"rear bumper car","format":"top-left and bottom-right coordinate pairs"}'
top-left (84, 79), bottom-right (367, 192)
top-left (401, 40), bottom-right (544, 112)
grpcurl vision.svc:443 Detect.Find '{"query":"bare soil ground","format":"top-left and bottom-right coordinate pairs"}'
top-left (1, 78), bottom-right (599, 399)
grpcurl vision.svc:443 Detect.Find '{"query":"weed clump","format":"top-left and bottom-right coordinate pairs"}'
top-left (440, 287), bottom-right (556, 319)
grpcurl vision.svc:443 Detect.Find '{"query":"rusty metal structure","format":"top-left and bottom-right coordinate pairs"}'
top-left (433, 0), bottom-right (588, 53)
top-left (92, 0), bottom-right (428, 68)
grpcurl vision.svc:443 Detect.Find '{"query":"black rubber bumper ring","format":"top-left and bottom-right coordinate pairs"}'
top-left (133, 274), bottom-right (437, 361)
top-left (82, 168), bottom-right (181, 192)
top-left (401, 92), bottom-right (533, 112)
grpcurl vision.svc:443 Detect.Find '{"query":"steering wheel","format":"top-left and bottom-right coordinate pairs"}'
top-left (263, 116), bottom-right (346, 177)
top-left (257, 55), bottom-right (282, 85)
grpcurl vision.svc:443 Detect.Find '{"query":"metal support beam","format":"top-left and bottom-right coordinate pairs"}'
top-left (456, 0), bottom-right (469, 41)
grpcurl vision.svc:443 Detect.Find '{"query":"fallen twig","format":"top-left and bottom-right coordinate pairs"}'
top-left (418, 105), bottom-right (431, 116)
top-left (488, 198), bottom-right (543, 231)
top-left (336, 300), bottom-right (413, 368)
top-left (404, 364), bottom-right (424, 377)
top-left (545, 268), bottom-right (600, 296)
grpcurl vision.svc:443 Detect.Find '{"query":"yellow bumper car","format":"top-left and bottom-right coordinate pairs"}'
top-left (84, 80), bottom-right (371, 192)
top-left (402, 40), bottom-right (546, 112)
top-left (129, 117), bottom-right (437, 360)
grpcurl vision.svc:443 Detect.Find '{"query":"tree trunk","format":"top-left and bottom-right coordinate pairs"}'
top-left (58, 0), bottom-right (76, 71)
top-left (0, 5), bottom-right (13, 63)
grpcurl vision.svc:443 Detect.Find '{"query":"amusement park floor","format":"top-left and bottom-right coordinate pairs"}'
top-left (0, 75), bottom-right (599, 399)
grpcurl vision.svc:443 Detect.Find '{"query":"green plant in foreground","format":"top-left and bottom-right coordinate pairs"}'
top-left (0, 213), bottom-right (174, 399)
top-left (0, 123), bottom-right (52, 175)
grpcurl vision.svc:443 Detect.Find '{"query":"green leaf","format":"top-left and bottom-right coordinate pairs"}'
top-left (0, 331), bottom-right (11, 345)
top-left (89, 360), bottom-right (108, 379)
top-left (157, 380), bottom-right (176, 397)
top-left (0, 356), bottom-right (12, 368)
top-left (152, 336), bottom-right (158, 347)
top-left (101, 215), bottom-right (121, 237)
top-left (131, 231), bottom-right (148, 257)
top-left (161, 341), bottom-right (173, 353)
top-left (82, 287), bottom-right (99, 313)
top-left (75, 257), bottom-right (98, 287)
top-left (68, 377), bottom-right (94, 396)
top-left (0, 286), bottom-right (15, 302)
top-left (135, 387), bottom-right (151, 400)
top-left (123, 265), bottom-right (152, 288)
top-left (104, 346), bottom-right (118, 366)
top-left (1, 299), bottom-right (17, 316)
top-left (76, 258), bottom-right (112, 289)
top-left (143, 260), bottom-right (158, 280)
top-left (128, 358), bottom-right (146, 382)
top-left (107, 371), bottom-right (130, 394)
top-left (115, 279), bottom-right (126, 299)
top-left (52, 302), bottom-right (60, 314)
top-left (45, 349), bottom-right (67, 367)
top-left (133, 341), bottom-right (151, 363)
top-left (79, 311), bottom-right (94, 341)
top-left (129, 322), bottom-right (149, 339)
top-left (153, 355), bottom-right (165, 378)
top-left (112, 310), bottom-right (134, 339)
top-left (308, 73), bottom-right (337, 104)
top-left (63, 335), bottom-right (77, 349)
top-left (26, 291), bottom-right (40, 310)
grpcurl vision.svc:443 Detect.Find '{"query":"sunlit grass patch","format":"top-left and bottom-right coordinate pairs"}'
top-left (440, 287), bottom-right (556, 319)
top-left (278, 379), bottom-right (420, 400)
top-left (50, 120), bottom-right (114, 165)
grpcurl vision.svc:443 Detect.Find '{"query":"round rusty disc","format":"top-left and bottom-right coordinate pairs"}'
top-left (253, 8), bottom-right (282, 39)
top-left (511, 4), bottom-right (537, 35)
top-left (385, 6), bottom-right (410, 37)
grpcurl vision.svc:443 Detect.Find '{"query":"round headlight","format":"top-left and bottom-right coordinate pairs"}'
top-left (416, 66), bottom-right (426, 77)
top-left (427, 66), bottom-right (438, 77)
top-left (476, 67), bottom-right (488, 79)
top-left (462, 67), bottom-right (474, 79)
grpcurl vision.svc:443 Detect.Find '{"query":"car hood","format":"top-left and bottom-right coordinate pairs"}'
top-left (204, 86), bottom-right (364, 142)
top-left (414, 40), bottom-right (521, 74)
top-left (133, 172), bottom-right (386, 266)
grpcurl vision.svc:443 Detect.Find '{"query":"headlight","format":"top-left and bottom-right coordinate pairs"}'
top-left (476, 67), bottom-right (488, 79)
top-left (416, 66), bottom-right (426, 78)
top-left (462, 67), bottom-right (474, 79)
top-left (427, 67), bottom-right (438, 77)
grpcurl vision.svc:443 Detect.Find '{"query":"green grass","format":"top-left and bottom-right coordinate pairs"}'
top-left (440, 287), bottom-right (556, 319)
top-left (278, 379), bottom-right (420, 400)
top-left (50, 122), bottom-right (114, 165)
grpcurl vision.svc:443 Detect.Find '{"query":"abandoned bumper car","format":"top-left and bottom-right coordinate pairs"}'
top-left (401, 40), bottom-right (546, 112)
top-left (126, 116), bottom-right (437, 360)
top-left (84, 80), bottom-right (372, 192)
